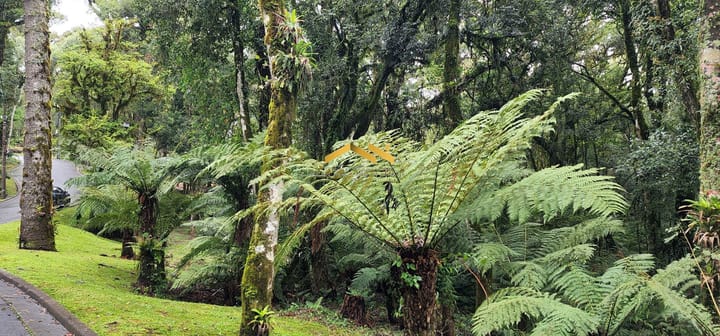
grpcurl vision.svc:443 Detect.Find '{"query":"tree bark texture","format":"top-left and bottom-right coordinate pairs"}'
top-left (239, 0), bottom-right (297, 334)
top-left (700, 0), bottom-right (720, 193)
top-left (442, 0), bottom-right (462, 131)
top-left (619, 0), bottom-right (649, 140)
top-left (120, 228), bottom-right (135, 259)
top-left (254, 21), bottom-right (271, 130)
top-left (340, 294), bottom-right (367, 325)
top-left (20, 0), bottom-right (55, 251)
top-left (1, 117), bottom-right (7, 199)
top-left (0, 26), bottom-right (7, 68)
top-left (393, 247), bottom-right (439, 336)
top-left (230, 4), bottom-right (252, 142)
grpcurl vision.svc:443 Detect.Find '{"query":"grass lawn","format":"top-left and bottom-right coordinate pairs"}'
top-left (0, 176), bottom-right (17, 200)
top-left (0, 211), bottom-right (365, 336)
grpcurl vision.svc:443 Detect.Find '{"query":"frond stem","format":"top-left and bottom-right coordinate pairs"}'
top-left (434, 148), bottom-right (484, 243)
top-left (462, 260), bottom-right (488, 299)
top-left (388, 161), bottom-right (416, 239)
top-left (424, 161), bottom-right (440, 244)
top-left (314, 190), bottom-right (396, 251)
top-left (429, 219), bottom-right (465, 249)
top-left (330, 179), bottom-right (403, 246)
top-left (681, 230), bottom-right (720, 319)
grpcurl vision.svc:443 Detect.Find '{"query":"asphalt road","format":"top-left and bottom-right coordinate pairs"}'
top-left (0, 279), bottom-right (70, 336)
top-left (0, 157), bottom-right (80, 224)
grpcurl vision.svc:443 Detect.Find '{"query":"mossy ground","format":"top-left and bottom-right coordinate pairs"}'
top-left (0, 208), bottom-right (369, 336)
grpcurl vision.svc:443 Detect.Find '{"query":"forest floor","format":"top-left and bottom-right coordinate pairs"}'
top-left (0, 207), bottom-right (388, 336)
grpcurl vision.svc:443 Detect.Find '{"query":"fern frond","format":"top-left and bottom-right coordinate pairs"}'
top-left (348, 265), bottom-right (391, 297)
top-left (472, 287), bottom-right (599, 336)
top-left (471, 242), bottom-right (518, 273)
top-left (468, 164), bottom-right (627, 225)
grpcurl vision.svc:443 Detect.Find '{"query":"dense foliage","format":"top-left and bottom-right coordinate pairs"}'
top-left (2, 0), bottom-right (717, 334)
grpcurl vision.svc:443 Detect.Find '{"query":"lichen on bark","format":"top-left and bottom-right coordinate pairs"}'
top-left (19, 0), bottom-right (55, 251)
top-left (239, 1), bottom-right (303, 334)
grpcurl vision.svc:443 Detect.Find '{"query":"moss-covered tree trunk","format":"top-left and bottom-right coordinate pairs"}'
top-left (700, 0), bottom-right (720, 193)
top-left (239, 1), bottom-right (297, 334)
top-left (620, 0), bottom-right (649, 140)
top-left (1, 116), bottom-right (8, 199)
top-left (19, 0), bottom-right (55, 251)
top-left (442, 0), bottom-right (462, 131)
top-left (394, 247), bottom-right (439, 336)
top-left (0, 18), bottom-right (8, 199)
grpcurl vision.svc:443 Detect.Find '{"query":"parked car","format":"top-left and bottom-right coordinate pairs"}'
top-left (52, 186), bottom-right (70, 208)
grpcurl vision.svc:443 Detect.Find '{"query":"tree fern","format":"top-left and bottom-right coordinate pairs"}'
top-left (291, 90), bottom-right (581, 252)
top-left (472, 287), bottom-right (599, 336)
top-left (474, 254), bottom-right (719, 335)
top-left (73, 184), bottom-right (137, 235)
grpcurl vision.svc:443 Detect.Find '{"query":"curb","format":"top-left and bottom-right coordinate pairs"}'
top-left (0, 269), bottom-right (98, 336)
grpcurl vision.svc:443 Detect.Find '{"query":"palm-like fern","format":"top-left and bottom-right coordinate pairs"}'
top-left (473, 255), bottom-right (718, 336)
top-left (281, 89), bottom-right (630, 334)
top-left (73, 184), bottom-right (138, 236)
top-left (68, 143), bottom-right (179, 293)
top-left (295, 90), bottom-right (584, 250)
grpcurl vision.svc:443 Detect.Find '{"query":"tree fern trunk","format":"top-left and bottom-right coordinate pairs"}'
top-left (136, 192), bottom-right (165, 293)
top-left (394, 247), bottom-right (439, 336)
top-left (19, 0), bottom-right (54, 251)
top-left (340, 294), bottom-right (367, 325)
top-left (120, 228), bottom-right (135, 259)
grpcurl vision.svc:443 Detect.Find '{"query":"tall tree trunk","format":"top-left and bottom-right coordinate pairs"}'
top-left (383, 70), bottom-right (405, 130)
top-left (655, 0), bottom-right (701, 125)
top-left (394, 247), bottom-right (439, 336)
top-left (699, 0), bottom-right (720, 193)
top-left (1, 116), bottom-right (7, 199)
top-left (239, 1), bottom-right (300, 334)
top-left (20, 0), bottom-right (55, 251)
top-left (355, 62), bottom-right (394, 137)
top-left (327, 41), bottom-right (359, 155)
top-left (254, 22), bottom-right (271, 130)
top-left (0, 26), bottom-right (7, 68)
top-left (230, 4), bottom-right (252, 142)
top-left (0, 24), bottom-right (8, 198)
top-left (620, 0), bottom-right (649, 140)
top-left (442, 0), bottom-right (462, 131)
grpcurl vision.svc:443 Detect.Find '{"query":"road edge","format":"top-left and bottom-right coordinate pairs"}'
top-left (0, 163), bottom-right (20, 204)
top-left (0, 177), bottom-right (19, 203)
top-left (0, 269), bottom-right (98, 336)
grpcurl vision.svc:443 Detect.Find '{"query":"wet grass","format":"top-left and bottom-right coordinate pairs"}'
top-left (0, 208), bottom-right (367, 336)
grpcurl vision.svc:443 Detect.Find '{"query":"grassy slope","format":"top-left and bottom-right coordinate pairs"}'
top-left (1, 176), bottom-right (17, 199)
top-left (1, 160), bottom-right (19, 200)
top-left (0, 216), bottom-right (355, 336)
